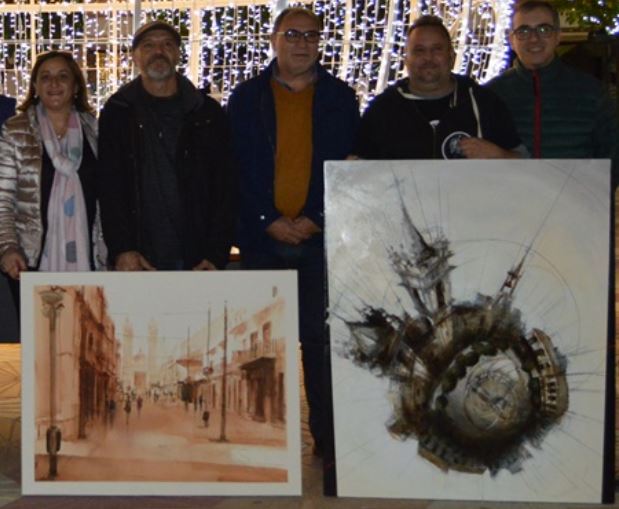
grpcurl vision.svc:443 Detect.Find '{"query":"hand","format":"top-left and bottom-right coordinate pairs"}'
top-left (266, 217), bottom-right (311, 245)
top-left (458, 138), bottom-right (519, 159)
top-left (115, 251), bottom-right (155, 271)
top-left (0, 249), bottom-right (27, 280)
top-left (293, 216), bottom-right (321, 237)
top-left (193, 259), bottom-right (217, 271)
top-left (346, 154), bottom-right (361, 160)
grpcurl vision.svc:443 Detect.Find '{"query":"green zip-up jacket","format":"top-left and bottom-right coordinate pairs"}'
top-left (487, 57), bottom-right (617, 164)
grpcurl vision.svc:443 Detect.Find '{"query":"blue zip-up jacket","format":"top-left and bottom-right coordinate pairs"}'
top-left (0, 95), bottom-right (16, 128)
top-left (227, 60), bottom-right (359, 251)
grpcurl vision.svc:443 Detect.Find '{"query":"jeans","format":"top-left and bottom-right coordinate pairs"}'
top-left (242, 241), bottom-right (326, 446)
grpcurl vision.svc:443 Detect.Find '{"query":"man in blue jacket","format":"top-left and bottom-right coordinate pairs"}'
top-left (227, 6), bottom-right (359, 456)
top-left (0, 94), bottom-right (16, 127)
top-left (487, 1), bottom-right (617, 163)
top-left (0, 93), bottom-right (16, 342)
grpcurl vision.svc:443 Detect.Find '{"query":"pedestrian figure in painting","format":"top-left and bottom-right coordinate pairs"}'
top-left (202, 409), bottom-right (210, 428)
top-left (198, 394), bottom-right (203, 411)
top-left (136, 395), bottom-right (143, 418)
top-left (108, 398), bottom-right (116, 428)
top-left (124, 396), bottom-right (131, 426)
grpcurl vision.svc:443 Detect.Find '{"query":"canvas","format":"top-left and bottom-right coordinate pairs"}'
top-left (21, 271), bottom-right (301, 496)
top-left (325, 159), bottom-right (611, 503)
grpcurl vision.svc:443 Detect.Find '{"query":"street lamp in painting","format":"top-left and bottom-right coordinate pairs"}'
top-left (40, 286), bottom-right (65, 479)
top-left (217, 301), bottom-right (228, 442)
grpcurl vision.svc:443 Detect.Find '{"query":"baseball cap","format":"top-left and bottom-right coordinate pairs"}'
top-left (132, 21), bottom-right (181, 50)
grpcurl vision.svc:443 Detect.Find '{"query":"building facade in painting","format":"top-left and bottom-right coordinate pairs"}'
top-left (34, 286), bottom-right (119, 442)
top-left (159, 355), bottom-right (183, 400)
top-left (120, 318), bottom-right (134, 392)
top-left (205, 292), bottom-right (287, 425)
top-left (132, 350), bottom-right (147, 394)
top-left (147, 319), bottom-right (160, 388)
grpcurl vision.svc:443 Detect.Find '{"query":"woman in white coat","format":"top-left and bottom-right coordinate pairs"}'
top-left (0, 51), bottom-right (104, 327)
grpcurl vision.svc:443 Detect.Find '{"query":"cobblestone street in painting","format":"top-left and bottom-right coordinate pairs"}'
top-left (34, 397), bottom-right (287, 482)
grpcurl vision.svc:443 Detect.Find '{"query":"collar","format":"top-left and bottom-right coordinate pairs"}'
top-left (142, 74), bottom-right (202, 114)
top-left (114, 73), bottom-right (203, 113)
top-left (514, 56), bottom-right (562, 81)
top-left (271, 61), bottom-right (318, 91)
top-left (263, 59), bottom-right (326, 81)
top-left (397, 76), bottom-right (459, 108)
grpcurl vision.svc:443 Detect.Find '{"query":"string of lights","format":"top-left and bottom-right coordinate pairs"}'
top-left (0, 0), bottom-right (513, 111)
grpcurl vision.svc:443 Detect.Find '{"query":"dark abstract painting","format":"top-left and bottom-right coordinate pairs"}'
top-left (325, 160), bottom-right (610, 502)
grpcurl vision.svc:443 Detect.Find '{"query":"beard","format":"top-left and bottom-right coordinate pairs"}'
top-left (144, 55), bottom-right (175, 81)
top-left (417, 64), bottom-right (441, 80)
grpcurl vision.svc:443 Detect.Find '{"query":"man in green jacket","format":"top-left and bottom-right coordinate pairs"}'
top-left (487, 1), bottom-right (617, 165)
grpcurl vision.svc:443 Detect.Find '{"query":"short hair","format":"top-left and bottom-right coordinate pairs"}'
top-left (19, 51), bottom-right (92, 113)
top-left (407, 15), bottom-right (453, 45)
top-left (272, 7), bottom-right (322, 33)
top-left (513, 1), bottom-right (560, 28)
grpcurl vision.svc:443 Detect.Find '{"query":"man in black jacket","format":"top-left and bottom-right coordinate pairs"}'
top-left (353, 15), bottom-right (526, 160)
top-left (98, 21), bottom-right (236, 271)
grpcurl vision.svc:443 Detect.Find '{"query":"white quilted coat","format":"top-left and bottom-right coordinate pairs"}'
top-left (0, 106), bottom-right (106, 269)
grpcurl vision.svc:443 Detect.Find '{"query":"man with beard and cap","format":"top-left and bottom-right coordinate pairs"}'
top-left (97, 20), bottom-right (237, 271)
top-left (352, 15), bottom-right (526, 160)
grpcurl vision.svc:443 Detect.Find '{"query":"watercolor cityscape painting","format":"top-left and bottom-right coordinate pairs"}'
top-left (21, 271), bottom-right (300, 496)
top-left (325, 159), bottom-right (611, 503)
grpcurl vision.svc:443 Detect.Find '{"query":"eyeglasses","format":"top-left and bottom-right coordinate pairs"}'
top-left (511, 23), bottom-right (557, 40)
top-left (276, 29), bottom-right (321, 44)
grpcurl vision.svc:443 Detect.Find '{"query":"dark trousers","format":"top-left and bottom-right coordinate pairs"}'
top-left (4, 273), bottom-right (20, 342)
top-left (242, 241), bottom-right (326, 446)
top-left (4, 265), bottom-right (40, 342)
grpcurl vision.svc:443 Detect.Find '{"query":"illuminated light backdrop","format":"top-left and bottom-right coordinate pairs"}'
top-left (0, 0), bottom-right (513, 111)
